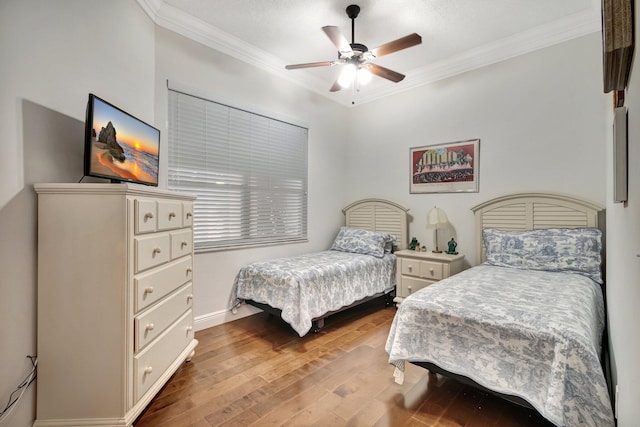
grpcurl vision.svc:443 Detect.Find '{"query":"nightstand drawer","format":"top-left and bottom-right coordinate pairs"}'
top-left (394, 250), bottom-right (466, 305)
top-left (401, 276), bottom-right (437, 296)
top-left (401, 258), bottom-right (443, 280)
top-left (401, 258), bottom-right (421, 277)
top-left (420, 261), bottom-right (443, 280)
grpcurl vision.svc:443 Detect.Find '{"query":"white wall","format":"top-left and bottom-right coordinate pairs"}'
top-left (604, 3), bottom-right (640, 425)
top-left (0, 1), bottom-right (156, 425)
top-left (345, 34), bottom-right (608, 265)
top-left (153, 27), bottom-right (350, 328)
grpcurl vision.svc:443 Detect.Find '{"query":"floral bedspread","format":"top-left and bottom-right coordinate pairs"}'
top-left (385, 264), bottom-right (614, 427)
top-left (231, 250), bottom-right (396, 336)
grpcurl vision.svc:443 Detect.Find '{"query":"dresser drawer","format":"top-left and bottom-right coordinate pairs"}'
top-left (170, 229), bottom-right (192, 260)
top-left (135, 283), bottom-right (193, 352)
top-left (419, 261), bottom-right (443, 280)
top-left (182, 202), bottom-right (193, 227)
top-left (135, 233), bottom-right (170, 273)
top-left (134, 310), bottom-right (194, 401)
top-left (134, 256), bottom-right (193, 312)
top-left (157, 200), bottom-right (183, 231)
top-left (400, 276), bottom-right (437, 297)
top-left (135, 199), bottom-right (157, 234)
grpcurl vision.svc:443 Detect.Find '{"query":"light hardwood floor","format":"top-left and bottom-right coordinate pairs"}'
top-left (134, 298), bottom-right (554, 426)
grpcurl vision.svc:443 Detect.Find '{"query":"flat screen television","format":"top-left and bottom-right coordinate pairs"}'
top-left (84, 93), bottom-right (160, 186)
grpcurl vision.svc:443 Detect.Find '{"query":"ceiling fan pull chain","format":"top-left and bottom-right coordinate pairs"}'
top-left (352, 78), bottom-right (357, 105)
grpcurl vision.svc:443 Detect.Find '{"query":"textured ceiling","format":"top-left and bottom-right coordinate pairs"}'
top-left (139, 0), bottom-right (601, 106)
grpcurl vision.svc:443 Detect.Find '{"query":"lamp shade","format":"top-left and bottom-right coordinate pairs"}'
top-left (426, 207), bottom-right (449, 228)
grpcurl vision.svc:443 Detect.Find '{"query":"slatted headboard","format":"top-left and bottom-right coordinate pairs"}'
top-left (342, 198), bottom-right (410, 250)
top-left (471, 193), bottom-right (604, 264)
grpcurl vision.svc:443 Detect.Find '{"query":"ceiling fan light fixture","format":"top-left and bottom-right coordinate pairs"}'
top-left (284, 4), bottom-right (422, 94)
top-left (338, 64), bottom-right (357, 88)
top-left (357, 67), bottom-right (372, 85)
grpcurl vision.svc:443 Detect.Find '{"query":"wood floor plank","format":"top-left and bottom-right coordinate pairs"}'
top-left (248, 384), bottom-right (328, 426)
top-left (134, 298), bottom-right (556, 427)
top-left (345, 397), bottom-right (392, 427)
top-left (275, 391), bottom-right (345, 426)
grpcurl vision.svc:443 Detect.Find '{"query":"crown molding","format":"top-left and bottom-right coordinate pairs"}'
top-left (351, 8), bottom-right (602, 105)
top-left (138, 1), bottom-right (601, 107)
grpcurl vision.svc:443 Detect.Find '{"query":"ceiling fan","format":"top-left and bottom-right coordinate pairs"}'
top-left (285, 4), bottom-right (422, 93)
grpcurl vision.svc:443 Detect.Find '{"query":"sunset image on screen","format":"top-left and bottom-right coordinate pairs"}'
top-left (89, 97), bottom-right (159, 185)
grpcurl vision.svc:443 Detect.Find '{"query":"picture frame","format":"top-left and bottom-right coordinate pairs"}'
top-left (613, 106), bottom-right (628, 203)
top-left (410, 139), bottom-right (480, 194)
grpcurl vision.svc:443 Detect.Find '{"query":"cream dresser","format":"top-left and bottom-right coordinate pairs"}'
top-left (34, 183), bottom-right (198, 427)
top-left (394, 250), bottom-right (465, 304)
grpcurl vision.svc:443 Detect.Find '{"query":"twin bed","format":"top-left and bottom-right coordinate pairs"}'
top-left (386, 193), bottom-right (614, 427)
top-left (230, 193), bottom-right (614, 426)
top-left (231, 198), bottom-right (409, 336)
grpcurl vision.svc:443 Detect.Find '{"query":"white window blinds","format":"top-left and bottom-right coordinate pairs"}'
top-left (167, 89), bottom-right (308, 251)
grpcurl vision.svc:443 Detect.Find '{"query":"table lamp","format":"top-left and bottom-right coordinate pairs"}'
top-left (427, 206), bottom-right (449, 253)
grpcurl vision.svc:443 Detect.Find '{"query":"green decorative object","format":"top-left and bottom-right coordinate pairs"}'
top-left (446, 238), bottom-right (458, 255)
top-left (409, 237), bottom-right (419, 251)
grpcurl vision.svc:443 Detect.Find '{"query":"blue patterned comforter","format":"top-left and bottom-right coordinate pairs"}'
top-left (385, 264), bottom-right (614, 427)
top-left (232, 250), bottom-right (397, 336)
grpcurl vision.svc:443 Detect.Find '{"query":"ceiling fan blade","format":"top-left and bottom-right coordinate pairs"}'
top-left (285, 61), bottom-right (335, 70)
top-left (368, 64), bottom-right (405, 83)
top-left (329, 79), bottom-right (342, 92)
top-left (322, 26), bottom-right (352, 53)
top-left (371, 33), bottom-right (422, 58)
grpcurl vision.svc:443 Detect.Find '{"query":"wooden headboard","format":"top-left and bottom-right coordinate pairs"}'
top-left (342, 198), bottom-right (410, 250)
top-left (471, 193), bottom-right (604, 264)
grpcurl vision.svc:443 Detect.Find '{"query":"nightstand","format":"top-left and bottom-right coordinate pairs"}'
top-left (394, 250), bottom-right (465, 304)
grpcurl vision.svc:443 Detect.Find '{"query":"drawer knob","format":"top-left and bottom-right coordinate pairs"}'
top-left (186, 267), bottom-right (193, 274)
top-left (187, 294), bottom-right (193, 302)
top-left (146, 323), bottom-right (155, 331)
top-left (144, 212), bottom-right (154, 221)
top-left (144, 366), bottom-right (153, 375)
top-left (429, 268), bottom-right (434, 274)
top-left (186, 326), bottom-right (193, 333)
top-left (144, 286), bottom-right (154, 294)
top-left (152, 247), bottom-right (161, 255)
top-left (408, 265), bottom-right (413, 272)
top-left (186, 212), bottom-right (193, 218)
top-left (408, 285), bottom-right (412, 294)
top-left (169, 212), bottom-right (176, 219)
top-left (181, 241), bottom-right (188, 249)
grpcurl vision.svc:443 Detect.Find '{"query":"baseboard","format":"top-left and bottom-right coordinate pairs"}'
top-left (194, 304), bottom-right (262, 331)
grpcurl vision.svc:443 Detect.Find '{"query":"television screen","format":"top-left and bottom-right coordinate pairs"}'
top-left (84, 93), bottom-right (160, 186)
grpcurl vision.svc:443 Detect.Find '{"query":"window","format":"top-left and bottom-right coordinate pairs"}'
top-left (167, 89), bottom-right (308, 251)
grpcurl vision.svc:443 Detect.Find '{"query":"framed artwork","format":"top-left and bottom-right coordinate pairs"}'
top-left (613, 106), bottom-right (628, 203)
top-left (410, 139), bottom-right (480, 194)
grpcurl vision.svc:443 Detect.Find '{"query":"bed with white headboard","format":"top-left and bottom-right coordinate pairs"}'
top-left (342, 198), bottom-right (409, 251)
top-left (386, 193), bottom-right (614, 427)
top-left (231, 198), bottom-right (409, 336)
top-left (472, 192), bottom-right (603, 264)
